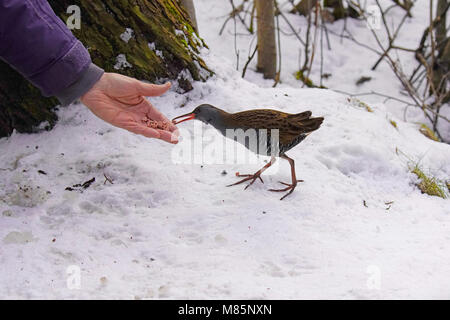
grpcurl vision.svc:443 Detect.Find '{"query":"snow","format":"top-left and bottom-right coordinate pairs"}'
top-left (120, 28), bottom-right (134, 43)
top-left (113, 54), bottom-right (132, 70)
top-left (148, 42), bottom-right (164, 59)
top-left (0, 1), bottom-right (449, 299)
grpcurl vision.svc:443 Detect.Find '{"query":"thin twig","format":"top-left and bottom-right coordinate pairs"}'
top-left (242, 44), bottom-right (258, 78)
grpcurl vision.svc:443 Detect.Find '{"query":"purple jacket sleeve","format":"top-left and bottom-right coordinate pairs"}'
top-left (0, 0), bottom-right (103, 104)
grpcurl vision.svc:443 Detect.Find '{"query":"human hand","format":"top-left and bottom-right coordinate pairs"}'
top-left (81, 73), bottom-right (178, 144)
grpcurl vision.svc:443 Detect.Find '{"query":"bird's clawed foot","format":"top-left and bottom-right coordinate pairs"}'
top-left (227, 172), bottom-right (264, 190)
top-left (269, 180), bottom-right (304, 200)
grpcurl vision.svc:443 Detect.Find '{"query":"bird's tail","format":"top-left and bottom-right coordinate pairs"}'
top-left (288, 111), bottom-right (324, 133)
top-left (302, 116), bottom-right (324, 133)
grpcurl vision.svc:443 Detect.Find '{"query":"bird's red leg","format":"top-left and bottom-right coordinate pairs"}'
top-left (227, 157), bottom-right (276, 190)
top-left (269, 154), bottom-right (303, 200)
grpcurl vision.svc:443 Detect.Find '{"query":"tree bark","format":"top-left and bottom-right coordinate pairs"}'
top-left (256, 0), bottom-right (277, 79)
top-left (0, 0), bottom-right (211, 138)
top-left (179, 0), bottom-right (198, 33)
top-left (432, 0), bottom-right (449, 100)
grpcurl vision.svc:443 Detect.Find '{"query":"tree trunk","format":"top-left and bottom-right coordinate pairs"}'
top-left (0, 0), bottom-right (211, 138)
top-left (179, 0), bottom-right (198, 33)
top-left (291, 0), bottom-right (318, 16)
top-left (324, 0), bottom-right (357, 20)
top-left (432, 0), bottom-right (449, 97)
top-left (291, 0), bottom-right (359, 20)
top-left (256, 0), bottom-right (277, 79)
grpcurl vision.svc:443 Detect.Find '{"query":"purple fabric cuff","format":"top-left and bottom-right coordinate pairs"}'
top-left (28, 40), bottom-right (91, 97)
top-left (56, 63), bottom-right (104, 106)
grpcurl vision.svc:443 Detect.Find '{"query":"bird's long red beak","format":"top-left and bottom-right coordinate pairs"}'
top-left (172, 112), bottom-right (196, 125)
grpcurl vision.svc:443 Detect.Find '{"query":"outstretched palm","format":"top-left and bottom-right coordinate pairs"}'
top-left (81, 73), bottom-right (179, 144)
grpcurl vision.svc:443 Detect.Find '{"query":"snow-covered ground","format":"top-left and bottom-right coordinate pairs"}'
top-left (0, 1), bottom-right (449, 299)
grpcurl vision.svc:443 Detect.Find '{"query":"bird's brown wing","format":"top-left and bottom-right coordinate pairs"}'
top-left (226, 109), bottom-right (290, 129)
top-left (287, 111), bottom-right (312, 121)
top-left (226, 109), bottom-right (323, 147)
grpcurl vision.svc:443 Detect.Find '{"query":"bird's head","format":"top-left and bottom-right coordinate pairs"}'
top-left (172, 104), bottom-right (225, 126)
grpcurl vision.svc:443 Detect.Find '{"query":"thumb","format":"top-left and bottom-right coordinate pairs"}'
top-left (137, 81), bottom-right (171, 97)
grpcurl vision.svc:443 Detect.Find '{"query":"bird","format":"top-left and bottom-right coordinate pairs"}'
top-left (172, 104), bottom-right (324, 200)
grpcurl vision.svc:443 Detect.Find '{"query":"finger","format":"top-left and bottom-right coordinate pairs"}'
top-left (168, 122), bottom-right (178, 133)
top-left (157, 129), bottom-right (179, 144)
top-left (137, 81), bottom-right (171, 97)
